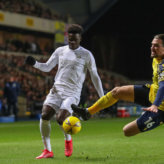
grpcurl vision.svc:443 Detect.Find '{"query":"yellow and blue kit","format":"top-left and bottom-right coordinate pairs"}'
top-left (136, 58), bottom-right (164, 132)
top-left (149, 58), bottom-right (164, 110)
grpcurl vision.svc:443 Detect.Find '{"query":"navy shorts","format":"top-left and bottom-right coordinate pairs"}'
top-left (134, 85), bottom-right (151, 107)
top-left (134, 85), bottom-right (164, 132)
top-left (137, 110), bottom-right (164, 132)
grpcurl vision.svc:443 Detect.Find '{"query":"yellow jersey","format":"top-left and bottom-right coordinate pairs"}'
top-left (149, 58), bottom-right (164, 110)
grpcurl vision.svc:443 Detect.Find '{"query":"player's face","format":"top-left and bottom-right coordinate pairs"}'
top-left (151, 38), bottom-right (164, 59)
top-left (68, 33), bottom-right (81, 50)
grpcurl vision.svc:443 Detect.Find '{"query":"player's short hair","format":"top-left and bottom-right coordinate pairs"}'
top-left (154, 34), bottom-right (164, 46)
top-left (67, 24), bottom-right (83, 35)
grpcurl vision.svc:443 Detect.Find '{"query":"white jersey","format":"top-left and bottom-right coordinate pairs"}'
top-left (34, 45), bottom-right (104, 99)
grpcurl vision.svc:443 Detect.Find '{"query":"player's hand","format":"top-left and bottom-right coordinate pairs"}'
top-left (142, 104), bottom-right (158, 113)
top-left (25, 56), bottom-right (36, 66)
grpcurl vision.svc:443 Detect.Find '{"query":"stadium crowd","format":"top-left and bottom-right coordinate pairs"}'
top-left (0, 30), bottom-right (54, 56)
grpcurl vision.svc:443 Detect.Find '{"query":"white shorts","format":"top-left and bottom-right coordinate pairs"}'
top-left (43, 87), bottom-right (80, 114)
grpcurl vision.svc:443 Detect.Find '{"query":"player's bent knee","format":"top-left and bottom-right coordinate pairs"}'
top-left (111, 87), bottom-right (121, 97)
top-left (56, 115), bottom-right (64, 125)
top-left (56, 113), bottom-right (65, 125)
top-left (41, 110), bottom-right (55, 120)
top-left (56, 109), bottom-right (71, 125)
top-left (123, 123), bottom-right (140, 137)
top-left (41, 112), bottom-right (50, 120)
top-left (123, 126), bottom-right (132, 137)
top-left (41, 105), bottom-right (55, 120)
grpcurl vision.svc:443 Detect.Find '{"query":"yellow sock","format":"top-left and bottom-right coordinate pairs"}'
top-left (88, 92), bottom-right (118, 115)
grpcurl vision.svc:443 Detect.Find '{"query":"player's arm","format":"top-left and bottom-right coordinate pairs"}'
top-left (25, 50), bottom-right (59, 72)
top-left (87, 53), bottom-right (104, 98)
top-left (143, 81), bottom-right (164, 113)
top-left (89, 68), bottom-right (104, 97)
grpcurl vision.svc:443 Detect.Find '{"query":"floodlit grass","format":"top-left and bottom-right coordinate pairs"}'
top-left (0, 117), bottom-right (164, 164)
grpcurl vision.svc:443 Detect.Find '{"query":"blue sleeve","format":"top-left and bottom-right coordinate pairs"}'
top-left (153, 81), bottom-right (164, 106)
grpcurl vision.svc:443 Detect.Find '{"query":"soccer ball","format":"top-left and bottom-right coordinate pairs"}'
top-left (62, 116), bottom-right (81, 135)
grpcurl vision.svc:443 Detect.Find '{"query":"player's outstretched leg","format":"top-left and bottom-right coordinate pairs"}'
top-left (71, 104), bottom-right (91, 121)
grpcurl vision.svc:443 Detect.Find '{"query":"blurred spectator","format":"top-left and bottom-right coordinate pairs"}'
top-left (24, 40), bottom-right (41, 54)
top-left (5, 39), bottom-right (24, 52)
top-left (0, 28), bottom-right (55, 56)
top-left (3, 76), bottom-right (20, 120)
top-left (0, 99), bottom-right (8, 116)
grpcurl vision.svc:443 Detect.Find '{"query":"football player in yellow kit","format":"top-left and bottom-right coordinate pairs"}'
top-left (72, 34), bottom-right (164, 137)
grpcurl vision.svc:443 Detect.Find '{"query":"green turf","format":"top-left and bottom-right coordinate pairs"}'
top-left (0, 117), bottom-right (164, 164)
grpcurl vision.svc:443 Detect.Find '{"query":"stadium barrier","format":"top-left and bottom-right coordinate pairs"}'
top-left (0, 115), bottom-right (15, 123)
top-left (117, 105), bottom-right (143, 118)
top-left (117, 107), bottom-right (130, 118)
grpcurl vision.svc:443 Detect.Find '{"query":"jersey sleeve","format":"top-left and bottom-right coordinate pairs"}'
top-left (87, 52), bottom-right (104, 98)
top-left (153, 61), bottom-right (164, 106)
top-left (34, 48), bottom-right (59, 72)
top-left (153, 81), bottom-right (164, 106)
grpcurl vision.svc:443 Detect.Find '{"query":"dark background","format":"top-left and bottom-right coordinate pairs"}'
top-left (81, 0), bottom-right (164, 80)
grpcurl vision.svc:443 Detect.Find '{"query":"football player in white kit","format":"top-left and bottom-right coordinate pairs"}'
top-left (25, 24), bottom-right (104, 159)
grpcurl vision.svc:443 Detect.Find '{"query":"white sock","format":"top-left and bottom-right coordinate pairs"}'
top-left (59, 125), bottom-right (72, 141)
top-left (40, 118), bottom-right (52, 152)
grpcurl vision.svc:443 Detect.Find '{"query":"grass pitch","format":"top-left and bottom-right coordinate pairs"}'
top-left (0, 117), bottom-right (164, 164)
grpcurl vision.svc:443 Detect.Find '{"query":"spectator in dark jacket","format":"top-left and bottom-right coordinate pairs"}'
top-left (4, 76), bottom-right (20, 120)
